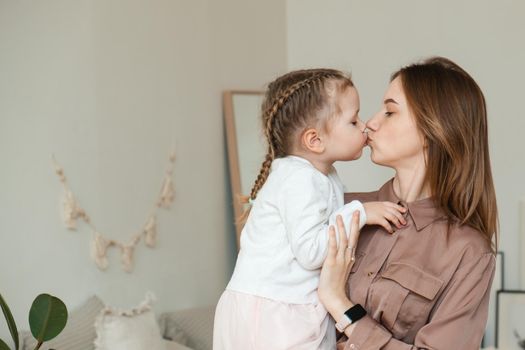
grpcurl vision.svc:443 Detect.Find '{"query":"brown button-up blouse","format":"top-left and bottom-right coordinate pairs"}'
top-left (337, 179), bottom-right (495, 350)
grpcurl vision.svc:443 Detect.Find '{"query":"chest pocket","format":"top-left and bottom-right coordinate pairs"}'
top-left (373, 262), bottom-right (443, 336)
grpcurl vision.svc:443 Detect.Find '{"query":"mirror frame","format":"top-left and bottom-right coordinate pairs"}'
top-left (223, 90), bottom-right (265, 248)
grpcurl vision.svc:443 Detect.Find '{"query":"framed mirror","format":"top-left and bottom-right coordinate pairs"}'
top-left (223, 90), bottom-right (265, 248)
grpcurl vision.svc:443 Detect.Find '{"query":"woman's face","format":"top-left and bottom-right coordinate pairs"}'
top-left (366, 77), bottom-right (426, 169)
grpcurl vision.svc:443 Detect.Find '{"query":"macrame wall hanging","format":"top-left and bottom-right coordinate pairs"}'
top-left (52, 152), bottom-right (176, 273)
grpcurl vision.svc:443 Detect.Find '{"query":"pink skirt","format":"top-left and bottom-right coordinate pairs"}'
top-left (213, 290), bottom-right (336, 350)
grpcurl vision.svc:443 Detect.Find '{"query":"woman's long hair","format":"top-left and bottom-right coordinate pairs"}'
top-left (392, 57), bottom-right (498, 252)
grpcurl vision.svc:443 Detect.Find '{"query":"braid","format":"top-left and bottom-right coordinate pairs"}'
top-left (250, 76), bottom-right (326, 198)
top-left (264, 72), bottom-right (335, 131)
top-left (250, 149), bottom-right (274, 200)
top-left (237, 68), bottom-right (353, 226)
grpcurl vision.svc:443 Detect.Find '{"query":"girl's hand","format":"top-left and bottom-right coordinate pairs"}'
top-left (318, 211), bottom-right (361, 317)
top-left (363, 201), bottom-right (407, 233)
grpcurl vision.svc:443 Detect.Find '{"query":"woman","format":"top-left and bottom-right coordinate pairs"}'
top-left (318, 57), bottom-right (498, 349)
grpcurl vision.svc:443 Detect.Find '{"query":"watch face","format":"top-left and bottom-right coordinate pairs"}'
top-left (344, 304), bottom-right (367, 325)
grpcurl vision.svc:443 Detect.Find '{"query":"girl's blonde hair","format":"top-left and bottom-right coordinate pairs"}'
top-left (392, 57), bottom-right (499, 252)
top-left (238, 68), bottom-right (354, 225)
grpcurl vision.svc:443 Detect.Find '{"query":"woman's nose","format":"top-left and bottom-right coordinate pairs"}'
top-left (366, 115), bottom-right (379, 131)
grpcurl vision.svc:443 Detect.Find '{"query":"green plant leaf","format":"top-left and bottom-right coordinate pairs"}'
top-left (29, 294), bottom-right (68, 343)
top-left (0, 293), bottom-right (19, 350)
top-left (0, 338), bottom-right (11, 350)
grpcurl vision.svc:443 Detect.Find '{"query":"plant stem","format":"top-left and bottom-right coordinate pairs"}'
top-left (0, 293), bottom-right (19, 350)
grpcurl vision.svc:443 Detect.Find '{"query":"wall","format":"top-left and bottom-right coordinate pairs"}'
top-left (3, 0), bottom-right (521, 346)
top-left (0, 0), bottom-right (286, 344)
top-left (286, 0), bottom-right (525, 345)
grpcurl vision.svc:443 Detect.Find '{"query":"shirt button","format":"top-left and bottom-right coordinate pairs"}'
top-left (367, 271), bottom-right (374, 277)
top-left (350, 344), bottom-right (357, 349)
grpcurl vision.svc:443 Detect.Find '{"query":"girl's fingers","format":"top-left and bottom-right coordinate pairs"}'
top-left (388, 208), bottom-right (406, 225)
top-left (386, 201), bottom-right (407, 213)
top-left (380, 219), bottom-right (394, 234)
top-left (385, 211), bottom-right (403, 228)
top-left (384, 212), bottom-right (399, 228)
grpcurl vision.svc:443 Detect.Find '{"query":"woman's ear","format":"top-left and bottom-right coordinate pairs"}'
top-left (301, 128), bottom-right (325, 154)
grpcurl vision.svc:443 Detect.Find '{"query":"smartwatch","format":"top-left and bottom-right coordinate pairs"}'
top-left (335, 304), bottom-right (367, 332)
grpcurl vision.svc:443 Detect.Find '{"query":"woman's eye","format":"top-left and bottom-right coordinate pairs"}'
top-left (351, 121), bottom-right (358, 125)
top-left (385, 111), bottom-right (394, 117)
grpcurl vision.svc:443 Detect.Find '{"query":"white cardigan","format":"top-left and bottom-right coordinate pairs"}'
top-left (227, 155), bottom-right (366, 304)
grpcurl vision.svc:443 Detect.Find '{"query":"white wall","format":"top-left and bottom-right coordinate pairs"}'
top-left (286, 0), bottom-right (525, 345)
top-left (3, 0), bottom-right (521, 346)
top-left (0, 0), bottom-right (286, 345)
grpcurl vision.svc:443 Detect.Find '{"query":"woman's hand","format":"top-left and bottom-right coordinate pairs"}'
top-left (318, 211), bottom-right (361, 318)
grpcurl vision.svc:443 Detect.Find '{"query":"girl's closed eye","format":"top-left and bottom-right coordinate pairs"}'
top-left (385, 111), bottom-right (394, 117)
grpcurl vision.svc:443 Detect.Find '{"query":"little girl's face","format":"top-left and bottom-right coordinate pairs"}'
top-left (322, 86), bottom-right (367, 162)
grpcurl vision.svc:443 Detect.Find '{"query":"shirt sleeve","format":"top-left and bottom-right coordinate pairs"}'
top-left (278, 168), bottom-right (334, 270)
top-left (338, 252), bottom-right (495, 350)
top-left (328, 200), bottom-right (367, 243)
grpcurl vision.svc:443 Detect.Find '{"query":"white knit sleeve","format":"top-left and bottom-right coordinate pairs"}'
top-left (278, 168), bottom-right (333, 270)
top-left (327, 200), bottom-right (366, 243)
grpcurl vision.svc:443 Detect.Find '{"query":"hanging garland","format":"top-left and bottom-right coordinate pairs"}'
top-left (52, 152), bottom-right (176, 273)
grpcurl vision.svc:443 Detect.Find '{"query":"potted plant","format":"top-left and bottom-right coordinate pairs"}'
top-left (0, 293), bottom-right (68, 350)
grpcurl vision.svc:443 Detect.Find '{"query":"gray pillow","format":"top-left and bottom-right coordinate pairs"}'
top-left (158, 313), bottom-right (190, 346)
top-left (20, 295), bottom-right (104, 350)
top-left (158, 306), bottom-right (215, 350)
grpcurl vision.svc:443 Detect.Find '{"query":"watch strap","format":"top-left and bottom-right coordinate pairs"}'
top-left (335, 304), bottom-right (367, 332)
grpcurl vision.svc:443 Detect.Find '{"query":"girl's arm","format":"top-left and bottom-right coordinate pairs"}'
top-left (280, 168), bottom-right (365, 270)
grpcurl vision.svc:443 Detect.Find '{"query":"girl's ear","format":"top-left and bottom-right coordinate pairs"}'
top-left (301, 128), bottom-right (325, 154)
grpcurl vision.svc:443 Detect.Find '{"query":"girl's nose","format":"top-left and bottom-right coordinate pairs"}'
top-left (357, 119), bottom-right (367, 132)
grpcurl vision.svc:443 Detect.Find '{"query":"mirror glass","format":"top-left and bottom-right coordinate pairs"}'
top-left (233, 93), bottom-right (266, 196)
top-left (223, 91), bottom-right (265, 246)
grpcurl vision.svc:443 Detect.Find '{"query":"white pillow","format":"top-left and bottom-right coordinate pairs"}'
top-left (94, 293), bottom-right (165, 350)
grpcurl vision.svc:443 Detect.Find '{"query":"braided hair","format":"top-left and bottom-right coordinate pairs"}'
top-left (238, 68), bottom-right (354, 225)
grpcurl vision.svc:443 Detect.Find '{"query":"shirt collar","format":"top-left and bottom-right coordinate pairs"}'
top-left (377, 178), bottom-right (447, 231)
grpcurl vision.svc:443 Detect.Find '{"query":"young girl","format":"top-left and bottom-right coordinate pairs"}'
top-left (213, 69), bottom-right (406, 350)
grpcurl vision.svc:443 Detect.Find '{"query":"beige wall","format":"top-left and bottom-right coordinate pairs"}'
top-left (3, 0), bottom-right (521, 346)
top-left (286, 0), bottom-right (525, 345)
top-left (0, 0), bottom-right (286, 344)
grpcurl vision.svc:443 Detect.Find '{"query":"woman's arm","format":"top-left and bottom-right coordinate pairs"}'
top-left (317, 213), bottom-right (362, 340)
top-left (318, 215), bottom-right (496, 350)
